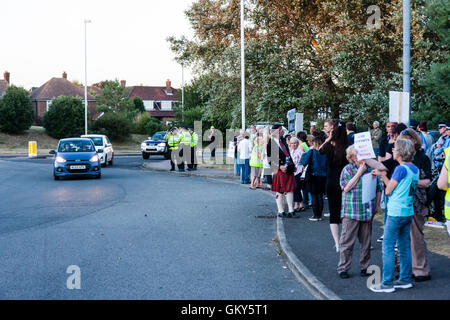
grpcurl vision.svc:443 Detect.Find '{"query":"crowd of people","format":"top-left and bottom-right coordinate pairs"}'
top-left (231, 119), bottom-right (450, 293)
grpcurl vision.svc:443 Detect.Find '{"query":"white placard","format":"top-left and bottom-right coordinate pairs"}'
top-left (389, 91), bottom-right (410, 124)
top-left (362, 173), bottom-right (377, 204)
top-left (354, 131), bottom-right (376, 160)
top-left (295, 113), bottom-right (303, 133)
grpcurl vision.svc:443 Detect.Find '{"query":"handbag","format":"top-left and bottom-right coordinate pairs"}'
top-left (300, 150), bottom-right (314, 182)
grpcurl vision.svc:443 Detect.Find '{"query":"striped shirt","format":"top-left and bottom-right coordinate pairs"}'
top-left (340, 163), bottom-right (382, 221)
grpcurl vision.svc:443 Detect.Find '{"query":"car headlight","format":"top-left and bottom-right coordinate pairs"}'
top-left (158, 143), bottom-right (166, 147)
top-left (55, 156), bottom-right (66, 163)
top-left (90, 155), bottom-right (99, 162)
top-left (141, 142), bottom-right (147, 148)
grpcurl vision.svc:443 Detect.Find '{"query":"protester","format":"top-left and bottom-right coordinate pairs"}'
top-left (417, 121), bottom-right (434, 159)
top-left (249, 136), bottom-right (264, 190)
top-left (319, 119), bottom-right (349, 252)
top-left (289, 137), bottom-right (307, 212)
top-left (370, 139), bottom-right (419, 293)
top-left (346, 122), bottom-right (356, 145)
top-left (237, 133), bottom-right (251, 184)
top-left (300, 136), bottom-right (328, 221)
top-left (378, 121), bottom-right (397, 161)
top-left (370, 121), bottom-right (383, 156)
top-left (337, 145), bottom-right (382, 279)
top-left (267, 124), bottom-right (297, 218)
top-left (262, 127), bottom-right (273, 190)
top-left (428, 122), bottom-right (450, 222)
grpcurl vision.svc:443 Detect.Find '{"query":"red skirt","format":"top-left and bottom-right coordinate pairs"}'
top-left (271, 170), bottom-right (296, 193)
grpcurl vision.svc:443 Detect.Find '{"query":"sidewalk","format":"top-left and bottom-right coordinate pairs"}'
top-left (142, 160), bottom-right (450, 300)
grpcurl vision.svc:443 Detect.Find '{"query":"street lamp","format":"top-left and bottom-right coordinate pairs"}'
top-left (182, 63), bottom-right (185, 123)
top-left (84, 19), bottom-right (91, 135)
top-left (240, 0), bottom-right (245, 130)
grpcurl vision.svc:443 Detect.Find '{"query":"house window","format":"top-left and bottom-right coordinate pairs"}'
top-left (161, 101), bottom-right (172, 110)
top-left (46, 100), bottom-right (52, 112)
top-left (144, 100), bottom-right (154, 111)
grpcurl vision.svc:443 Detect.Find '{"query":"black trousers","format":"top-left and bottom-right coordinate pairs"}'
top-left (427, 181), bottom-right (445, 222)
top-left (188, 146), bottom-right (197, 169)
top-left (168, 149), bottom-right (175, 170)
top-left (327, 182), bottom-right (342, 224)
top-left (311, 192), bottom-right (324, 218)
top-left (294, 174), bottom-right (308, 203)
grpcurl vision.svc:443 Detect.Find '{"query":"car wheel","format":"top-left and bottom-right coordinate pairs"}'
top-left (54, 174), bottom-right (59, 181)
top-left (164, 153), bottom-right (170, 160)
top-left (142, 152), bottom-right (150, 160)
top-left (95, 173), bottom-right (101, 179)
top-left (108, 153), bottom-right (114, 166)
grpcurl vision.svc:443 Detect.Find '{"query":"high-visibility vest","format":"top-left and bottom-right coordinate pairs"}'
top-left (190, 132), bottom-right (199, 147)
top-left (250, 145), bottom-right (263, 168)
top-left (180, 131), bottom-right (191, 145)
top-left (167, 134), bottom-right (179, 150)
top-left (444, 147), bottom-right (450, 220)
top-left (301, 142), bottom-right (309, 153)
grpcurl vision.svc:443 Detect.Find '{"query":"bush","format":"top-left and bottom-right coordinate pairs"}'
top-left (134, 113), bottom-right (164, 136)
top-left (0, 85), bottom-right (34, 133)
top-left (91, 112), bottom-right (132, 141)
top-left (43, 96), bottom-right (85, 139)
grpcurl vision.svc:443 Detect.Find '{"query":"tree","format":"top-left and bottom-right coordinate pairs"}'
top-left (135, 113), bottom-right (164, 136)
top-left (91, 112), bottom-right (132, 141)
top-left (95, 80), bottom-right (134, 115)
top-left (43, 96), bottom-right (85, 139)
top-left (0, 85), bottom-right (34, 133)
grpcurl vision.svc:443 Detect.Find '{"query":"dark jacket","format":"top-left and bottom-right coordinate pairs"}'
top-left (267, 137), bottom-right (296, 175)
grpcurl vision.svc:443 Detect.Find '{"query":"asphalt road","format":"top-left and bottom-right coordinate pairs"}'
top-left (0, 155), bottom-right (314, 300)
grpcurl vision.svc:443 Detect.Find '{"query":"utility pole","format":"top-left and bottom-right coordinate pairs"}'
top-left (84, 19), bottom-right (91, 135)
top-left (240, 0), bottom-right (245, 130)
top-left (403, 0), bottom-right (411, 126)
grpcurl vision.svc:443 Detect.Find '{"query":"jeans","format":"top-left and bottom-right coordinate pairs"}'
top-left (239, 159), bottom-right (250, 183)
top-left (382, 215), bottom-right (413, 285)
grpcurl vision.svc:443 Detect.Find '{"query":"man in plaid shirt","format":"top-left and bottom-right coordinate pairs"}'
top-left (337, 145), bottom-right (382, 279)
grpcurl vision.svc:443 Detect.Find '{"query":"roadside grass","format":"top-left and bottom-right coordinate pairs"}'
top-left (0, 126), bottom-right (147, 154)
top-left (374, 212), bottom-right (450, 258)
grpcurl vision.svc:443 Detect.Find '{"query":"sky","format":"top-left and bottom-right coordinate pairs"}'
top-left (0, 0), bottom-right (195, 90)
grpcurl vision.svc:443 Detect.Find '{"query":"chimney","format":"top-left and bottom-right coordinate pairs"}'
top-left (62, 71), bottom-right (67, 79)
top-left (4, 71), bottom-right (10, 84)
top-left (166, 79), bottom-right (172, 93)
top-left (120, 80), bottom-right (126, 87)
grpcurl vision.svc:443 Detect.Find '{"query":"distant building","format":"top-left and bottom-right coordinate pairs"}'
top-left (127, 79), bottom-right (178, 125)
top-left (0, 71), bottom-right (10, 97)
top-left (30, 72), bottom-right (99, 125)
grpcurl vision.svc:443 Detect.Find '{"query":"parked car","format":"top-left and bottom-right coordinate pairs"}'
top-left (50, 138), bottom-right (101, 180)
top-left (81, 134), bottom-right (114, 167)
top-left (140, 131), bottom-right (170, 159)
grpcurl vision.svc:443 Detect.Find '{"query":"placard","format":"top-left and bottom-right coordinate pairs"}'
top-left (362, 173), bottom-right (377, 204)
top-left (389, 91), bottom-right (410, 124)
top-left (354, 131), bottom-right (376, 160)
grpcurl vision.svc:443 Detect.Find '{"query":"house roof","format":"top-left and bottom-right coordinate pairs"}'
top-left (30, 77), bottom-right (96, 101)
top-left (0, 80), bottom-right (8, 96)
top-left (128, 86), bottom-right (179, 101)
top-left (149, 110), bottom-right (176, 117)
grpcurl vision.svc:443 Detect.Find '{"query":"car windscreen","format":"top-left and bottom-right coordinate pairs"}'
top-left (87, 137), bottom-right (103, 146)
top-left (58, 140), bottom-right (95, 153)
top-left (152, 132), bottom-right (165, 140)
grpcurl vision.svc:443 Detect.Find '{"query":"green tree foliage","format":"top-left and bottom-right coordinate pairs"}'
top-left (135, 113), bottom-right (164, 136)
top-left (91, 112), bottom-right (132, 141)
top-left (0, 85), bottom-right (34, 133)
top-left (43, 96), bottom-right (85, 139)
top-left (169, 0), bottom-right (448, 129)
top-left (95, 80), bottom-right (138, 119)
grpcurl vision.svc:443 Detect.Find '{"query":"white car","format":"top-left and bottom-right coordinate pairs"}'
top-left (81, 134), bottom-right (114, 167)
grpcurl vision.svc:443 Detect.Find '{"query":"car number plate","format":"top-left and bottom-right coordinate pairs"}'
top-left (70, 165), bottom-right (86, 170)
top-left (148, 147), bottom-right (156, 151)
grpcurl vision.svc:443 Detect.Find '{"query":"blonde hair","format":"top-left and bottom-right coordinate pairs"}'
top-left (345, 145), bottom-right (357, 162)
top-left (394, 139), bottom-right (416, 162)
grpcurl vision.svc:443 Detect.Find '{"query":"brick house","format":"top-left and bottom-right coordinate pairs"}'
top-left (30, 72), bottom-right (98, 125)
top-left (0, 71), bottom-right (10, 97)
top-left (127, 79), bottom-right (178, 125)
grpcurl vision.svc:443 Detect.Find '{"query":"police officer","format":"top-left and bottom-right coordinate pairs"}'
top-left (165, 127), bottom-right (179, 171)
top-left (187, 127), bottom-right (199, 171)
top-left (438, 146), bottom-right (450, 236)
top-left (178, 126), bottom-right (191, 172)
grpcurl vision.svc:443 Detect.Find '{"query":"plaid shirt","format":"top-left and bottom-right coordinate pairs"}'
top-left (340, 163), bottom-right (382, 221)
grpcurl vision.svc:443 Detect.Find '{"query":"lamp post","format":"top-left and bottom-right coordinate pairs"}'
top-left (182, 63), bottom-right (185, 123)
top-left (84, 19), bottom-right (91, 135)
top-left (403, 0), bottom-right (411, 126)
top-left (240, 0), bottom-right (245, 130)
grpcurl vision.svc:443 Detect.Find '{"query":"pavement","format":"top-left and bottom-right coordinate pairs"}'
top-left (142, 157), bottom-right (450, 300)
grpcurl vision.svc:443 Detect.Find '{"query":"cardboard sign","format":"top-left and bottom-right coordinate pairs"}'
top-left (354, 131), bottom-right (376, 160)
top-left (389, 91), bottom-right (410, 124)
